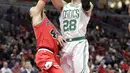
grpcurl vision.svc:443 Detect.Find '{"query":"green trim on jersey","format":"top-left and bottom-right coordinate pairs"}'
top-left (66, 36), bottom-right (85, 42)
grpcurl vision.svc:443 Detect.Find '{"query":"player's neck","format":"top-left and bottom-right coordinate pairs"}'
top-left (71, 0), bottom-right (80, 5)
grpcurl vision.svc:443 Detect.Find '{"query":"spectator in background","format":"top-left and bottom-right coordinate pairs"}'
top-left (120, 60), bottom-right (129, 72)
top-left (1, 61), bottom-right (12, 73)
top-left (21, 61), bottom-right (37, 73)
top-left (21, 60), bottom-right (26, 72)
top-left (98, 60), bottom-right (106, 73)
top-left (6, 6), bottom-right (14, 15)
top-left (11, 61), bottom-right (21, 73)
top-left (113, 63), bottom-right (122, 73)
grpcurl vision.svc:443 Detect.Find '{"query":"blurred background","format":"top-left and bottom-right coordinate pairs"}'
top-left (0, 0), bottom-right (130, 73)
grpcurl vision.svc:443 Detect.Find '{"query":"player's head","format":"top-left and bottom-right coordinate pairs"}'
top-left (25, 60), bottom-right (32, 69)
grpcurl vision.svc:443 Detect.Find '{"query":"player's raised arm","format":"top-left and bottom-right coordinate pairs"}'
top-left (51, 0), bottom-right (66, 12)
top-left (30, 0), bottom-right (46, 17)
top-left (81, 0), bottom-right (93, 17)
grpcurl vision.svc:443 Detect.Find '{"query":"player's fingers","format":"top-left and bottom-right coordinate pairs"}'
top-left (63, 38), bottom-right (67, 43)
top-left (59, 39), bottom-right (64, 47)
top-left (60, 38), bottom-right (66, 47)
top-left (57, 35), bottom-right (66, 47)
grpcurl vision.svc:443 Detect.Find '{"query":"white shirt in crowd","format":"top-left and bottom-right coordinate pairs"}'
top-left (1, 67), bottom-right (12, 73)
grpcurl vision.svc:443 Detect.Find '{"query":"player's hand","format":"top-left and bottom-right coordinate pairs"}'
top-left (44, 61), bottom-right (53, 70)
top-left (57, 35), bottom-right (66, 47)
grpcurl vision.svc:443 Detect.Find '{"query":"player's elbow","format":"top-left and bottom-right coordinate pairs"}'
top-left (30, 8), bottom-right (33, 17)
top-left (30, 7), bottom-right (36, 17)
top-left (81, 0), bottom-right (91, 11)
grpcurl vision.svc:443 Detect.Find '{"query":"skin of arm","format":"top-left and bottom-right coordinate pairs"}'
top-left (30, 0), bottom-right (46, 17)
top-left (87, 2), bottom-right (93, 16)
top-left (84, 2), bottom-right (94, 17)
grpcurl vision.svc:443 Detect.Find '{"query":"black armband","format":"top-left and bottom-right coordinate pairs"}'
top-left (81, 0), bottom-right (91, 11)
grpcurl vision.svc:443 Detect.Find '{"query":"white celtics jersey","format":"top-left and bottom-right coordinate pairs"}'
top-left (59, 3), bottom-right (90, 39)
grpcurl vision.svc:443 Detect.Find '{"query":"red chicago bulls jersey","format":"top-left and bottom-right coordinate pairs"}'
top-left (33, 17), bottom-right (59, 54)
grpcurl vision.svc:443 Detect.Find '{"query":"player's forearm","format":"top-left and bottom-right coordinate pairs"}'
top-left (36, 0), bottom-right (46, 11)
top-left (51, 0), bottom-right (65, 12)
top-left (89, 2), bottom-right (94, 11)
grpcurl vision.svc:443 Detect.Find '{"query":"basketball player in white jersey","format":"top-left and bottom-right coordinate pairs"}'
top-left (51, 0), bottom-right (93, 73)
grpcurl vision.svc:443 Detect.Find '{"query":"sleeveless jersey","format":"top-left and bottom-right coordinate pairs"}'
top-left (33, 17), bottom-right (59, 54)
top-left (59, 3), bottom-right (90, 39)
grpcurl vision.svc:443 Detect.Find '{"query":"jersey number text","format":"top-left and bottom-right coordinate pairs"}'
top-left (63, 20), bottom-right (77, 32)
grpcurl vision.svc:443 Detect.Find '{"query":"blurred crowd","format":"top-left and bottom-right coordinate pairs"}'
top-left (0, 1), bottom-right (130, 73)
top-left (0, 5), bottom-right (40, 73)
top-left (87, 28), bottom-right (130, 73)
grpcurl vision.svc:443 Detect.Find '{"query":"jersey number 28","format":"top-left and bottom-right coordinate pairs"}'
top-left (63, 20), bottom-right (77, 32)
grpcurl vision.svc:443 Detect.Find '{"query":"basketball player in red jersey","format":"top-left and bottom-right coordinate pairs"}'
top-left (30, 0), bottom-right (64, 73)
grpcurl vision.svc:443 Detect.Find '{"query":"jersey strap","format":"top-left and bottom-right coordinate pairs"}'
top-left (66, 36), bottom-right (85, 42)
